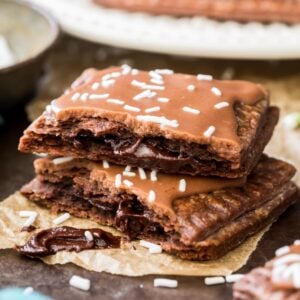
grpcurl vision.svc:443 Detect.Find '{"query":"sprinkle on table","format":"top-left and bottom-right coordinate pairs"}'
top-left (69, 275), bottom-right (91, 291)
top-left (154, 278), bottom-right (178, 288)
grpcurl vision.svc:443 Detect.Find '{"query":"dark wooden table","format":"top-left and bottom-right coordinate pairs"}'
top-left (0, 106), bottom-right (299, 300)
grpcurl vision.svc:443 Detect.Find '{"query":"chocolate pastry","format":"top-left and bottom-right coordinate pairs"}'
top-left (21, 155), bottom-right (298, 261)
top-left (19, 66), bottom-right (278, 178)
top-left (17, 226), bottom-right (121, 257)
top-left (233, 241), bottom-right (300, 300)
top-left (94, 0), bottom-right (300, 24)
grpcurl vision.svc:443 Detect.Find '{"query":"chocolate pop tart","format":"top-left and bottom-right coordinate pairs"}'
top-left (19, 66), bottom-right (278, 178)
top-left (94, 0), bottom-right (300, 24)
top-left (21, 155), bottom-right (298, 261)
top-left (233, 241), bottom-right (300, 300)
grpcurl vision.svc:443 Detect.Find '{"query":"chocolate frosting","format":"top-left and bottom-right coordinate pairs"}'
top-left (41, 158), bottom-right (245, 220)
top-left (17, 226), bottom-right (121, 257)
top-left (48, 66), bottom-right (267, 148)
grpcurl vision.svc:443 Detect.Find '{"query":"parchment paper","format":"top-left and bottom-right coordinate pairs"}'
top-left (0, 192), bottom-right (267, 277)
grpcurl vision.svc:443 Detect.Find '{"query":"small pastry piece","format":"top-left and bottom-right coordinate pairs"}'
top-left (93, 0), bottom-right (300, 24)
top-left (19, 66), bottom-right (278, 178)
top-left (233, 242), bottom-right (300, 300)
top-left (21, 155), bottom-right (298, 261)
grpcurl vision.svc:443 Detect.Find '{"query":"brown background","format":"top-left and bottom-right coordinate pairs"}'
top-left (0, 35), bottom-right (300, 299)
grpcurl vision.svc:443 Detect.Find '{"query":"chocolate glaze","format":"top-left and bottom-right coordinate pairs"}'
top-left (17, 226), bottom-right (120, 257)
top-left (49, 67), bottom-right (267, 147)
top-left (21, 225), bottom-right (36, 232)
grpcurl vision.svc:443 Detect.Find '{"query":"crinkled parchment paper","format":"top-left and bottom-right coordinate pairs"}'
top-left (0, 192), bottom-right (267, 277)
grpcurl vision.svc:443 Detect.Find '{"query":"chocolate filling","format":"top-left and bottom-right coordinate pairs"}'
top-left (20, 105), bottom-right (279, 177)
top-left (17, 226), bottom-right (121, 257)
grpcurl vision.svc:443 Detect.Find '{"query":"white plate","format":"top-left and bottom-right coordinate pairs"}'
top-left (28, 0), bottom-right (300, 59)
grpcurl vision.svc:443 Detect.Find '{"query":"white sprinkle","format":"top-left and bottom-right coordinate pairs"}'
top-left (23, 215), bottom-right (37, 227)
top-left (187, 84), bottom-right (196, 92)
top-left (102, 79), bottom-right (115, 88)
top-left (136, 115), bottom-right (178, 128)
top-left (149, 70), bottom-right (163, 80)
top-left (69, 275), bottom-right (91, 291)
top-left (50, 101), bottom-right (61, 114)
top-left (131, 80), bottom-right (165, 90)
top-left (140, 284), bottom-right (144, 288)
top-left (148, 190), bottom-right (156, 203)
top-left (107, 98), bottom-right (124, 105)
top-left (102, 72), bottom-right (120, 81)
top-left (149, 245), bottom-right (163, 254)
top-left (154, 278), bottom-right (178, 288)
top-left (19, 211), bottom-right (38, 228)
top-left (179, 179), bottom-right (187, 192)
top-left (197, 74), bottom-right (213, 81)
top-left (23, 287), bottom-right (34, 295)
top-left (121, 64), bottom-right (132, 75)
top-left (133, 89), bottom-right (157, 101)
top-left (138, 168), bottom-right (147, 180)
top-left (211, 87), bottom-right (222, 96)
top-left (154, 69), bottom-right (174, 75)
top-left (19, 211), bottom-right (37, 218)
top-left (123, 171), bottom-right (136, 177)
top-left (276, 245), bottom-right (290, 257)
top-left (150, 170), bottom-right (157, 182)
top-left (115, 174), bottom-right (122, 188)
top-left (110, 71), bottom-right (121, 78)
top-left (45, 105), bottom-right (53, 114)
top-left (150, 78), bottom-right (164, 85)
top-left (182, 106), bottom-right (200, 115)
top-left (80, 93), bottom-right (89, 101)
top-left (124, 105), bottom-right (141, 112)
top-left (157, 97), bottom-right (170, 103)
top-left (125, 165), bottom-right (131, 172)
top-left (145, 106), bottom-right (160, 113)
top-left (102, 160), bottom-right (110, 169)
top-left (140, 240), bottom-right (162, 254)
top-left (274, 254), bottom-right (300, 267)
top-left (225, 274), bottom-right (245, 283)
top-left (91, 82), bottom-right (100, 90)
top-left (294, 240), bottom-right (300, 245)
top-left (52, 213), bottom-right (70, 225)
top-left (123, 179), bottom-right (133, 187)
top-left (204, 277), bottom-right (225, 285)
top-left (204, 126), bottom-right (216, 138)
top-left (131, 69), bottom-right (139, 75)
top-left (89, 93), bottom-right (109, 100)
top-left (214, 101), bottom-right (229, 109)
top-left (34, 153), bottom-right (48, 157)
top-left (52, 157), bottom-right (73, 165)
top-left (84, 230), bottom-right (94, 242)
top-left (71, 92), bottom-right (80, 101)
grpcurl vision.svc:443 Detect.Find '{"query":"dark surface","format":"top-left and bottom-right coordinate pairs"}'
top-left (0, 108), bottom-right (299, 300)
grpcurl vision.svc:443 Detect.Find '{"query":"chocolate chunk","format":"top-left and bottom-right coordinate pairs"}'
top-left (17, 226), bottom-right (121, 257)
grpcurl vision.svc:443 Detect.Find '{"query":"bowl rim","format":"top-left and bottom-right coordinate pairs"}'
top-left (0, 0), bottom-right (60, 74)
